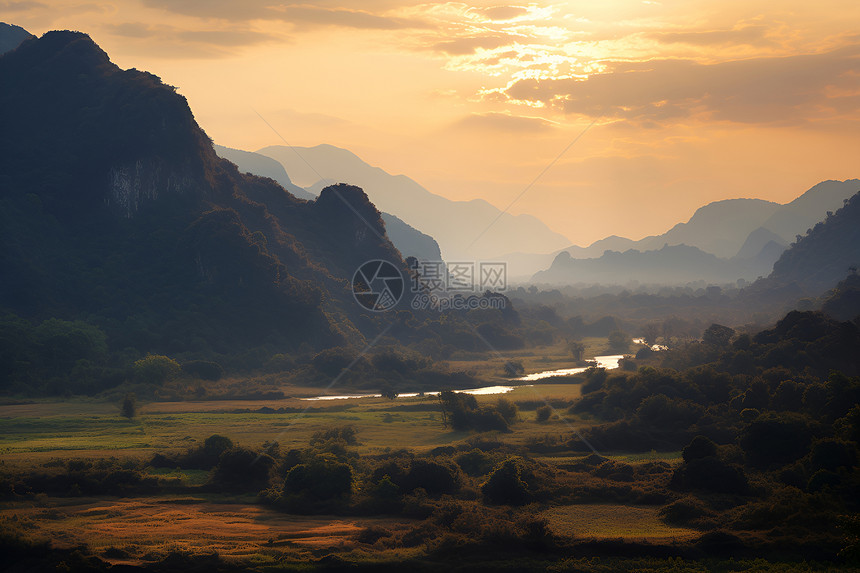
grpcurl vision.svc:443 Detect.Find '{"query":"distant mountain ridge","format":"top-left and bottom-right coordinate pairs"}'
top-left (530, 180), bottom-right (860, 285)
top-left (215, 145), bottom-right (442, 262)
top-left (0, 22), bottom-right (33, 54)
top-left (256, 144), bottom-right (571, 261)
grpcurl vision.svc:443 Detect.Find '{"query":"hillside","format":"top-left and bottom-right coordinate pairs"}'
top-left (767, 190), bottom-right (860, 293)
top-left (256, 144), bottom-right (571, 261)
top-left (0, 31), bottom-right (406, 358)
top-left (215, 145), bottom-right (442, 262)
top-left (214, 144), bottom-right (314, 200)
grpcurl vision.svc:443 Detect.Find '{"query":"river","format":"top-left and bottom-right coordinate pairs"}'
top-left (300, 355), bottom-right (623, 401)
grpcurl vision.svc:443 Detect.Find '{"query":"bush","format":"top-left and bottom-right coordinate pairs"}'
top-left (682, 435), bottom-right (718, 463)
top-left (133, 354), bottom-right (180, 385)
top-left (212, 447), bottom-right (274, 491)
top-left (503, 361), bottom-right (524, 377)
top-left (403, 459), bottom-right (461, 494)
top-left (284, 457), bottom-right (353, 500)
top-left (455, 449), bottom-right (495, 477)
top-left (481, 458), bottom-right (531, 505)
top-left (120, 393), bottom-right (137, 418)
top-left (739, 413), bottom-right (814, 468)
top-left (670, 456), bottom-right (749, 494)
top-left (536, 405), bottom-right (551, 422)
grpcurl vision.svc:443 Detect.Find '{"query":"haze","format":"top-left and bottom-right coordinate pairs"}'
top-left (9, 0), bottom-right (860, 246)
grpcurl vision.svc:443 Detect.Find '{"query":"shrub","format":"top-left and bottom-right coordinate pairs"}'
top-left (212, 447), bottom-right (274, 491)
top-left (284, 457), bottom-right (352, 500)
top-left (739, 413), bottom-right (814, 468)
top-left (133, 354), bottom-right (180, 385)
top-left (809, 439), bottom-right (857, 472)
top-left (536, 405), bottom-right (551, 422)
top-left (481, 458), bottom-right (531, 505)
top-left (682, 435), bottom-right (718, 463)
top-left (120, 393), bottom-right (137, 418)
top-left (403, 459), bottom-right (461, 494)
top-left (503, 361), bottom-right (524, 377)
top-left (670, 456), bottom-right (749, 495)
top-left (455, 449), bottom-right (495, 477)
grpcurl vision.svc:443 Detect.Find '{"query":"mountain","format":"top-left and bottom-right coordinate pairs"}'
top-left (0, 30), bottom-right (408, 356)
top-left (256, 144), bottom-right (571, 261)
top-left (735, 227), bottom-right (788, 261)
top-left (214, 144), bottom-right (315, 200)
top-left (766, 189), bottom-right (860, 293)
top-left (758, 179), bottom-right (860, 244)
top-left (533, 244), bottom-right (743, 285)
top-left (214, 145), bottom-right (442, 262)
top-left (529, 180), bottom-right (860, 286)
top-left (549, 180), bottom-right (859, 262)
top-left (642, 198), bottom-right (782, 258)
top-left (0, 22), bottom-right (33, 54)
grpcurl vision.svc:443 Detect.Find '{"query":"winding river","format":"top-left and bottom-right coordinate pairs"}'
top-left (300, 355), bottom-right (623, 401)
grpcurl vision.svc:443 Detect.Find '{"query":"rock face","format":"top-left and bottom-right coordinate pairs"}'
top-left (107, 157), bottom-right (197, 218)
top-left (0, 30), bottom-right (406, 354)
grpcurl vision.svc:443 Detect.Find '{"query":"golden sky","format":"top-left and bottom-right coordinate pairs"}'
top-left (6, 0), bottom-right (860, 246)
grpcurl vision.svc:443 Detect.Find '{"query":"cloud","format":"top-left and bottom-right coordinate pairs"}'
top-left (454, 112), bottom-right (557, 133)
top-left (501, 44), bottom-right (860, 124)
top-left (647, 24), bottom-right (773, 47)
top-left (104, 22), bottom-right (278, 57)
top-left (475, 6), bottom-right (530, 22)
top-left (431, 34), bottom-right (515, 56)
top-left (0, 1), bottom-right (47, 11)
top-left (140, 0), bottom-right (425, 30)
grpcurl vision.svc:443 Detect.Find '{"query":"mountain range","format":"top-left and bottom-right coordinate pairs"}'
top-left (531, 180), bottom-right (860, 285)
top-left (215, 145), bottom-right (443, 263)
top-left (255, 144), bottom-right (572, 261)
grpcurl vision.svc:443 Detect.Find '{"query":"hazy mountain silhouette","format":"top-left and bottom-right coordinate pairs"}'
top-left (735, 227), bottom-right (787, 261)
top-left (0, 22), bottom-right (33, 54)
top-left (533, 244), bottom-right (743, 285)
top-left (529, 180), bottom-right (860, 286)
top-left (256, 144), bottom-right (571, 261)
top-left (758, 179), bottom-right (860, 244)
top-left (215, 145), bottom-right (442, 262)
top-left (0, 30), bottom-right (408, 355)
top-left (214, 144), bottom-right (314, 200)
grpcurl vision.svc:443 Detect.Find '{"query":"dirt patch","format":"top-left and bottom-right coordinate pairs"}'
top-left (1, 497), bottom-right (413, 563)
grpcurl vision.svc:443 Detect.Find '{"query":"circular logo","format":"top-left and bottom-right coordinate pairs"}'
top-left (352, 260), bottom-right (404, 312)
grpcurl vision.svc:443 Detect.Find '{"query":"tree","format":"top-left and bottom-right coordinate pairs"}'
top-left (285, 457), bottom-right (353, 500)
top-left (481, 458), bottom-right (531, 505)
top-left (120, 393), bottom-right (137, 418)
top-left (607, 330), bottom-right (630, 353)
top-left (503, 360), bottom-right (524, 377)
top-left (133, 354), bottom-right (180, 385)
top-left (536, 405), bottom-right (552, 422)
top-left (702, 323), bottom-right (734, 347)
top-left (568, 340), bottom-right (586, 362)
top-left (642, 323), bottom-right (660, 347)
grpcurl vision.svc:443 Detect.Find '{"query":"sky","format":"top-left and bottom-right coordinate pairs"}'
top-left (5, 0), bottom-right (860, 248)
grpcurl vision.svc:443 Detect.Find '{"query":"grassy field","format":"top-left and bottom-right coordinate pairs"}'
top-left (541, 504), bottom-right (698, 541)
top-left (0, 387), bottom-right (605, 464)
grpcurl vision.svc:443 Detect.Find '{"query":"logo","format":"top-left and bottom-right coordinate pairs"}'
top-left (352, 260), bottom-right (405, 312)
